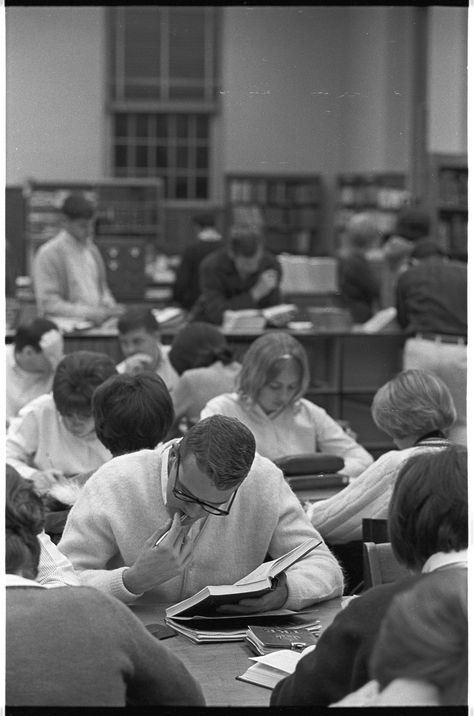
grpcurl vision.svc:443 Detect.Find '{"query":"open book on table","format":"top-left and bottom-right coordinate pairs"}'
top-left (165, 536), bottom-right (322, 619)
top-left (237, 644), bottom-right (316, 689)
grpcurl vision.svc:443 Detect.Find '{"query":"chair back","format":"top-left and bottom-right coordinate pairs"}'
top-left (362, 518), bottom-right (388, 543)
top-left (363, 541), bottom-right (410, 589)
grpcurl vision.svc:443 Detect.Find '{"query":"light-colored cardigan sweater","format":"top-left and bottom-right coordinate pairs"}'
top-left (59, 446), bottom-right (344, 606)
top-left (201, 393), bottom-right (373, 478)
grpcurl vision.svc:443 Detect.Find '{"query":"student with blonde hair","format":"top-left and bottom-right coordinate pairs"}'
top-left (201, 331), bottom-right (372, 477)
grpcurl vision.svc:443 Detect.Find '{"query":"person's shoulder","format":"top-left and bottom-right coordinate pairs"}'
top-left (205, 392), bottom-right (239, 410)
top-left (86, 449), bottom-right (161, 490)
top-left (200, 246), bottom-right (227, 269)
top-left (342, 575), bottom-right (421, 617)
top-left (18, 392), bottom-right (54, 415)
top-left (35, 231), bottom-right (68, 255)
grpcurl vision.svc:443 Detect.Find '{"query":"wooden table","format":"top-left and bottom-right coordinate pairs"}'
top-left (130, 598), bottom-right (343, 707)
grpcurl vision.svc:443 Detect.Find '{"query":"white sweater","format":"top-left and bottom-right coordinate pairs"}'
top-left (201, 393), bottom-right (373, 478)
top-left (58, 445), bottom-right (344, 607)
top-left (6, 393), bottom-right (111, 481)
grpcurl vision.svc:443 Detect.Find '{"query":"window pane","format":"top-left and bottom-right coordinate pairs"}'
top-left (154, 115), bottom-right (168, 139)
top-left (155, 145), bottom-right (168, 168)
top-left (136, 115), bottom-right (149, 138)
top-left (136, 145), bottom-right (148, 168)
top-left (196, 146), bottom-right (208, 170)
top-left (176, 115), bottom-right (189, 139)
top-left (114, 145), bottom-right (128, 168)
top-left (196, 115), bottom-right (209, 140)
top-left (169, 11), bottom-right (205, 79)
top-left (175, 176), bottom-right (188, 199)
top-left (196, 177), bottom-right (208, 199)
top-left (123, 9), bottom-right (161, 99)
top-left (176, 146), bottom-right (189, 169)
top-left (115, 114), bottom-right (128, 137)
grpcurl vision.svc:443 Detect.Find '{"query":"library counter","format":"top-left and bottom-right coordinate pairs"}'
top-left (131, 597), bottom-right (344, 707)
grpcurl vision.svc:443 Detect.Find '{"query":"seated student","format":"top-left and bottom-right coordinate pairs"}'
top-left (333, 568), bottom-right (467, 706)
top-left (307, 369), bottom-right (454, 544)
top-left (201, 331), bottom-right (372, 478)
top-left (116, 308), bottom-right (178, 392)
top-left (59, 415), bottom-right (343, 607)
top-left (5, 465), bottom-right (80, 587)
top-left (337, 212), bottom-right (381, 323)
top-left (168, 322), bottom-right (241, 427)
top-left (6, 318), bottom-right (64, 425)
top-left (92, 372), bottom-right (174, 455)
top-left (5, 468), bottom-right (205, 707)
top-left (190, 224), bottom-right (282, 325)
top-left (172, 212), bottom-right (223, 311)
top-left (270, 443), bottom-right (467, 706)
top-left (6, 351), bottom-right (116, 495)
top-left (32, 191), bottom-right (124, 324)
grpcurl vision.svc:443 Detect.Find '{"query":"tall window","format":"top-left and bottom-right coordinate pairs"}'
top-left (108, 6), bottom-right (219, 200)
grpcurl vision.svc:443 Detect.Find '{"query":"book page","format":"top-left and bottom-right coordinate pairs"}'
top-left (235, 537), bottom-right (321, 586)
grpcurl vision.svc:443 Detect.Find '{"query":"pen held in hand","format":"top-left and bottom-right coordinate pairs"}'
top-left (153, 514), bottom-right (186, 548)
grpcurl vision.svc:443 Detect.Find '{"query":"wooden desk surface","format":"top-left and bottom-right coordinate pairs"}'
top-left (130, 598), bottom-right (343, 707)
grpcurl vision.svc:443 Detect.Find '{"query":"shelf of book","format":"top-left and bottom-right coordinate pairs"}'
top-left (428, 153), bottom-right (467, 261)
top-left (225, 173), bottom-right (323, 255)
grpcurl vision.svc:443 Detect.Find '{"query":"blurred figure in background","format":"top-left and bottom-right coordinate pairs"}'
top-left (6, 318), bottom-right (64, 425)
top-left (172, 213), bottom-right (223, 311)
top-left (337, 212), bottom-right (381, 323)
top-left (32, 192), bottom-right (124, 324)
top-left (169, 322), bottom-right (241, 428)
top-left (190, 224), bottom-right (282, 325)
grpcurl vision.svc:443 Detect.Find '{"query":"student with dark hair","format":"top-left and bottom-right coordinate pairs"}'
top-left (172, 212), bottom-right (223, 310)
top-left (6, 351), bottom-right (116, 495)
top-left (32, 192), bottom-right (124, 323)
top-left (5, 467), bottom-right (205, 707)
top-left (270, 443), bottom-right (467, 706)
top-left (92, 372), bottom-right (174, 455)
top-left (116, 307), bottom-right (178, 391)
top-left (334, 568), bottom-right (467, 706)
top-left (6, 317), bottom-right (64, 424)
top-left (59, 415), bottom-right (343, 607)
top-left (168, 322), bottom-right (241, 426)
top-left (190, 224), bottom-right (282, 325)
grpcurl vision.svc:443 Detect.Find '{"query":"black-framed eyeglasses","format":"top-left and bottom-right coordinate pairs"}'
top-left (171, 447), bottom-right (237, 516)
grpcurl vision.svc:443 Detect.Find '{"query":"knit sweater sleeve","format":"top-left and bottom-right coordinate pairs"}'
top-left (266, 471), bottom-right (344, 609)
top-left (308, 450), bottom-right (409, 543)
top-left (305, 400), bottom-right (373, 477)
top-left (58, 474), bottom-right (141, 604)
top-left (104, 595), bottom-right (205, 705)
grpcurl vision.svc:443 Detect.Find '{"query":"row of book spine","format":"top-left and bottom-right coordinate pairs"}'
top-left (229, 180), bottom-right (321, 205)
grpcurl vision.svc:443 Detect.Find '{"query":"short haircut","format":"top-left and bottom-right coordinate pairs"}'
top-left (53, 351), bottom-right (117, 417)
top-left (346, 212), bottom-right (380, 250)
top-left (371, 369), bottom-right (456, 440)
top-left (6, 465), bottom-right (44, 580)
top-left (370, 568), bottom-right (467, 705)
top-left (237, 331), bottom-right (309, 404)
top-left (169, 322), bottom-right (233, 376)
top-left (117, 308), bottom-right (159, 336)
top-left (193, 213), bottom-right (216, 229)
top-left (14, 318), bottom-right (59, 353)
top-left (179, 415), bottom-right (255, 489)
top-left (395, 207), bottom-right (431, 241)
top-left (92, 372), bottom-right (174, 456)
top-left (388, 444), bottom-right (467, 571)
top-left (61, 192), bottom-right (95, 220)
top-left (228, 225), bottom-right (263, 257)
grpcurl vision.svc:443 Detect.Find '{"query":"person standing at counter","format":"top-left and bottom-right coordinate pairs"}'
top-left (201, 331), bottom-right (373, 478)
top-left (189, 224), bottom-right (282, 325)
top-left (395, 238), bottom-right (467, 445)
top-left (32, 192), bottom-right (124, 324)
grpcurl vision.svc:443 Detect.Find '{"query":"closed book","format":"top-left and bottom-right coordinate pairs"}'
top-left (245, 624), bottom-right (320, 656)
top-left (166, 536), bottom-right (322, 619)
top-left (237, 645), bottom-right (316, 689)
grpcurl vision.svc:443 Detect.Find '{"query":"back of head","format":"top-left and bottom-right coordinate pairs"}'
top-left (346, 212), bottom-right (380, 250)
top-left (394, 207), bottom-right (431, 241)
top-left (388, 444), bottom-right (467, 571)
top-left (371, 369), bottom-right (456, 441)
top-left (237, 331), bottom-right (309, 403)
top-left (14, 318), bottom-right (59, 353)
top-left (61, 192), bottom-right (95, 220)
top-left (193, 212), bottom-right (216, 230)
top-left (370, 568), bottom-right (467, 705)
top-left (53, 350), bottom-right (117, 416)
top-left (228, 225), bottom-right (263, 258)
top-left (180, 415), bottom-right (256, 489)
top-left (169, 322), bottom-right (232, 375)
top-left (410, 237), bottom-right (445, 260)
top-left (117, 307), bottom-right (159, 336)
top-left (6, 465), bottom-right (44, 580)
top-left (92, 372), bottom-right (174, 456)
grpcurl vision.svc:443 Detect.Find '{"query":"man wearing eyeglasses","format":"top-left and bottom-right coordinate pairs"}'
top-left (58, 415), bottom-right (343, 610)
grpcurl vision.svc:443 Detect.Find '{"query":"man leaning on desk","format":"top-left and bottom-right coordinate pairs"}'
top-left (58, 415), bottom-right (343, 609)
top-left (32, 192), bottom-right (124, 325)
top-left (189, 224), bottom-right (282, 325)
